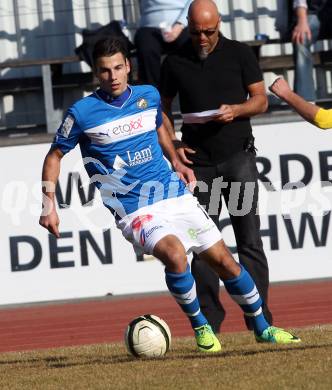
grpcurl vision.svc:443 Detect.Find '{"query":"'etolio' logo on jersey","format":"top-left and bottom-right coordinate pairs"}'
top-left (111, 116), bottom-right (143, 135)
top-left (126, 145), bottom-right (153, 166)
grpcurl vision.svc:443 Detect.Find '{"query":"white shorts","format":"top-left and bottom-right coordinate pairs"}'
top-left (117, 194), bottom-right (222, 256)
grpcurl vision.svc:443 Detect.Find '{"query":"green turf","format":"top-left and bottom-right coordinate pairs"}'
top-left (0, 325), bottom-right (331, 390)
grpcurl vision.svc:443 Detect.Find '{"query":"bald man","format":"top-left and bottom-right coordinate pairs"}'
top-left (160, 0), bottom-right (273, 333)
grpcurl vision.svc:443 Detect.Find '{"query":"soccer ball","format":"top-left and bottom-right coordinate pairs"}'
top-left (125, 314), bottom-right (171, 358)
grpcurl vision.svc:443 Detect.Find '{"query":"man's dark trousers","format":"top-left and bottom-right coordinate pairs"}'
top-left (134, 27), bottom-right (188, 86)
top-left (191, 150), bottom-right (273, 333)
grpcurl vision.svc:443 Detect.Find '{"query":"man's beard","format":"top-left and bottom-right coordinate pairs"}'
top-left (198, 47), bottom-right (209, 60)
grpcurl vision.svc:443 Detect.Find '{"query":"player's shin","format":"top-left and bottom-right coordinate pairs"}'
top-left (165, 264), bottom-right (208, 329)
top-left (223, 264), bottom-right (270, 335)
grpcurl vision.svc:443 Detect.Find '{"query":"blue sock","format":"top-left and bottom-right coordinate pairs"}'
top-left (165, 264), bottom-right (208, 329)
top-left (223, 265), bottom-right (270, 335)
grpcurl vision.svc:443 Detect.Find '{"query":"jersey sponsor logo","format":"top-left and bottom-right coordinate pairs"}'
top-left (137, 98), bottom-right (148, 109)
top-left (127, 145), bottom-right (153, 166)
top-left (113, 155), bottom-right (128, 170)
top-left (131, 214), bottom-right (153, 231)
top-left (85, 109), bottom-right (157, 145)
top-left (60, 115), bottom-right (74, 138)
top-left (110, 115), bottom-right (143, 136)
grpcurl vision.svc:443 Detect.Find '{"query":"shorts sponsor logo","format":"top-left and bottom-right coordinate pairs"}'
top-left (145, 225), bottom-right (163, 238)
top-left (127, 145), bottom-right (153, 166)
top-left (188, 224), bottom-right (214, 240)
top-left (139, 225), bottom-right (163, 246)
top-left (131, 214), bottom-right (153, 231)
top-left (140, 229), bottom-right (146, 246)
top-left (188, 228), bottom-right (198, 240)
top-left (60, 115), bottom-right (74, 138)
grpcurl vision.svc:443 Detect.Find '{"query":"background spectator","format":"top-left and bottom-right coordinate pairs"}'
top-left (134, 0), bottom-right (191, 86)
top-left (275, 0), bottom-right (332, 101)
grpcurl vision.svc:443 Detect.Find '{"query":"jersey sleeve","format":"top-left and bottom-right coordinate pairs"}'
top-left (150, 85), bottom-right (163, 128)
top-left (51, 108), bottom-right (83, 154)
top-left (240, 43), bottom-right (263, 86)
top-left (313, 108), bottom-right (332, 129)
top-left (159, 56), bottom-right (178, 98)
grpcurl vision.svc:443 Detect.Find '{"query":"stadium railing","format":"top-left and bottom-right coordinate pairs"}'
top-left (0, 56), bottom-right (96, 134)
top-left (246, 38), bottom-right (332, 72)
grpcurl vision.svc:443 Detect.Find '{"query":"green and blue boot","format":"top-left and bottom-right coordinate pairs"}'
top-left (256, 326), bottom-right (301, 344)
top-left (194, 324), bottom-right (222, 352)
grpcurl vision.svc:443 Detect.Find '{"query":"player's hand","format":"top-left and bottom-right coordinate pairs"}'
top-left (163, 23), bottom-right (184, 43)
top-left (292, 20), bottom-right (312, 45)
top-left (214, 104), bottom-right (235, 123)
top-left (173, 140), bottom-right (196, 165)
top-left (39, 208), bottom-right (60, 238)
top-left (269, 77), bottom-right (291, 100)
top-left (173, 160), bottom-right (197, 192)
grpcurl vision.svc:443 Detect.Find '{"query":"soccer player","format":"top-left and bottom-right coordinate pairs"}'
top-left (39, 37), bottom-right (300, 352)
top-left (269, 77), bottom-right (332, 129)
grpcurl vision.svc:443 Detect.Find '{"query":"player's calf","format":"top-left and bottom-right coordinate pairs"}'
top-left (199, 239), bottom-right (242, 279)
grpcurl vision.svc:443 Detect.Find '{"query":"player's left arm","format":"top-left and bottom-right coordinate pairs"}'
top-left (157, 123), bottom-right (196, 188)
top-left (215, 81), bottom-right (268, 123)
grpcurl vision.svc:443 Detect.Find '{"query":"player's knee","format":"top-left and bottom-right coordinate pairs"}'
top-left (153, 237), bottom-right (187, 272)
top-left (164, 248), bottom-right (187, 273)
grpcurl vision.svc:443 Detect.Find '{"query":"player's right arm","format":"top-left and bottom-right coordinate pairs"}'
top-left (39, 109), bottom-right (82, 236)
top-left (39, 147), bottom-right (64, 238)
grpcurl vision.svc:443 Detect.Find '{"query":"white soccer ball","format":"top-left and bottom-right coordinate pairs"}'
top-left (124, 314), bottom-right (171, 358)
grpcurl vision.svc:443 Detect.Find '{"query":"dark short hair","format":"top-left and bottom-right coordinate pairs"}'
top-left (92, 37), bottom-right (128, 68)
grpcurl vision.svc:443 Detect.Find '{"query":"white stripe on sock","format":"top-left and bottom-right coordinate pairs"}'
top-left (230, 286), bottom-right (260, 305)
top-left (187, 308), bottom-right (201, 317)
top-left (172, 282), bottom-right (197, 305)
top-left (244, 307), bottom-right (263, 317)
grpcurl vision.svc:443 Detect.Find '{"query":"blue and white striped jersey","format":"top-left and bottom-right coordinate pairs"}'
top-left (52, 84), bottom-right (188, 219)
